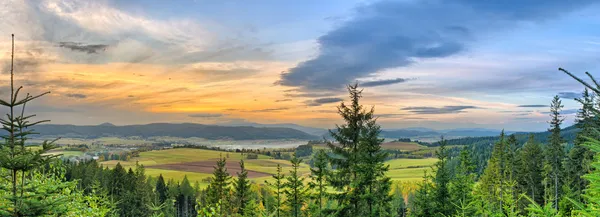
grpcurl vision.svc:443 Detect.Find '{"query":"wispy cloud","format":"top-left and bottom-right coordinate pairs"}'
top-left (518, 104), bottom-right (547, 108)
top-left (58, 42), bottom-right (108, 54)
top-left (361, 78), bottom-right (410, 87)
top-left (402, 106), bottom-right (478, 114)
top-left (558, 91), bottom-right (582, 99)
top-left (305, 97), bottom-right (343, 106)
top-left (188, 113), bottom-right (223, 118)
top-left (65, 93), bottom-right (87, 99)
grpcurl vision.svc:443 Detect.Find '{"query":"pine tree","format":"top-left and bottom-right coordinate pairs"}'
top-left (265, 164), bottom-right (285, 217)
top-left (0, 34), bottom-right (73, 216)
top-left (234, 160), bottom-right (251, 215)
top-left (564, 88), bottom-right (596, 208)
top-left (478, 131), bottom-right (506, 210)
top-left (156, 174), bottom-right (169, 205)
top-left (545, 95), bottom-right (565, 210)
top-left (516, 134), bottom-right (544, 206)
top-left (206, 156), bottom-right (231, 216)
top-left (309, 149), bottom-right (328, 217)
top-left (284, 155), bottom-right (309, 217)
top-left (357, 109), bottom-right (392, 216)
top-left (431, 137), bottom-right (452, 216)
top-left (450, 147), bottom-right (476, 216)
top-left (558, 68), bottom-right (600, 215)
top-left (410, 171), bottom-right (434, 217)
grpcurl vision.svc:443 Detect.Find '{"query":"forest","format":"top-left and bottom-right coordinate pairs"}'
top-left (2, 36), bottom-right (600, 217)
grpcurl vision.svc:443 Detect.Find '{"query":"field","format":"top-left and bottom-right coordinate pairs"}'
top-left (101, 148), bottom-right (436, 187)
top-left (380, 141), bottom-right (427, 151)
top-left (101, 148), bottom-right (310, 186)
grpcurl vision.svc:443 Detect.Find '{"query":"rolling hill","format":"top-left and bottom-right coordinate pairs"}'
top-left (30, 123), bottom-right (319, 140)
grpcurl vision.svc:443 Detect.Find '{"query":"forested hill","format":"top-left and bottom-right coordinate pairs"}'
top-left (429, 124), bottom-right (579, 147)
top-left (29, 123), bottom-right (319, 140)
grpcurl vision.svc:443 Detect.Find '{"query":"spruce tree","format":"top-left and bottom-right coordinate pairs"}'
top-left (559, 68), bottom-right (600, 215)
top-left (234, 160), bottom-right (251, 215)
top-left (431, 138), bottom-right (452, 216)
top-left (0, 34), bottom-right (73, 216)
top-left (206, 156), bottom-right (231, 216)
top-left (283, 155), bottom-right (309, 217)
top-left (358, 109), bottom-right (392, 216)
top-left (156, 174), bottom-right (169, 205)
top-left (410, 171), bottom-right (434, 217)
top-left (309, 149), bottom-right (328, 217)
top-left (450, 147), bottom-right (476, 216)
top-left (545, 95), bottom-right (565, 210)
top-left (265, 164), bottom-right (285, 217)
top-left (478, 131), bottom-right (506, 209)
top-left (517, 134), bottom-right (544, 206)
top-left (564, 88), bottom-right (595, 205)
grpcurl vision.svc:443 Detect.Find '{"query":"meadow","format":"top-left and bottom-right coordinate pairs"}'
top-left (101, 147), bottom-right (437, 187)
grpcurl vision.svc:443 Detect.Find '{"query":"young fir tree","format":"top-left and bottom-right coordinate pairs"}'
top-left (544, 95), bottom-right (565, 210)
top-left (0, 34), bottom-right (74, 216)
top-left (156, 174), bottom-right (169, 205)
top-left (206, 156), bottom-right (231, 216)
top-left (283, 155), bottom-right (309, 217)
top-left (234, 159), bottom-right (251, 215)
top-left (449, 147), bottom-right (476, 216)
top-left (410, 171), bottom-right (434, 217)
top-left (478, 131), bottom-right (506, 210)
top-left (431, 137), bottom-right (453, 216)
top-left (559, 68), bottom-right (600, 215)
top-left (309, 149), bottom-right (329, 217)
top-left (516, 134), bottom-right (544, 206)
top-left (265, 164), bottom-right (285, 217)
top-left (564, 89), bottom-right (596, 205)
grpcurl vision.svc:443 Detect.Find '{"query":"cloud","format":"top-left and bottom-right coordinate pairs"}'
top-left (250, 107), bottom-right (289, 112)
top-left (58, 42), bottom-right (108, 54)
top-left (275, 99), bottom-right (292, 102)
top-left (401, 106), bottom-right (478, 114)
top-left (361, 78), bottom-right (410, 87)
top-left (305, 97), bottom-right (343, 106)
top-left (65, 93), bottom-right (87, 99)
top-left (188, 113), bottom-right (223, 118)
top-left (518, 104), bottom-right (547, 108)
top-left (540, 108), bottom-right (578, 115)
top-left (276, 0), bottom-right (597, 91)
top-left (284, 91), bottom-right (338, 98)
top-left (558, 91), bottom-right (582, 99)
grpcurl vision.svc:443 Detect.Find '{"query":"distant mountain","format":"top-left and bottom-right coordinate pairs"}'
top-left (219, 121), bottom-right (328, 136)
top-left (98, 122), bottom-right (115, 127)
top-left (30, 123), bottom-right (318, 140)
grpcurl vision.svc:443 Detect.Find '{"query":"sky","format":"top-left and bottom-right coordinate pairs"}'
top-left (0, 0), bottom-right (599, 131)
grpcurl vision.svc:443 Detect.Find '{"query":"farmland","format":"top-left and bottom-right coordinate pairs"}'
top-left (101, 147), bottom-right (437, 186)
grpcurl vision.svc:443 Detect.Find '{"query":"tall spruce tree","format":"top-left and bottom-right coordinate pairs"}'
top-left (449, 147), bottom-right (476, 216)
top-left (309, 149), bottom-right (329, 217)
top-left (545, 95), bottom-right (565, 210)
top-left (206, 156), bottom-right (231, 216)
top-left (517, 134), bottom-right (544, 206)
top-left (326, 83), bottom-right (391, 216)
top-left (234, 160), bottom-right (251, 215)
top-left (283, 155), bottom-right (309, 217)
top-left (156, 174), bottom-right (169, 205)
top-left (431, 138), bottom-right (452, 216)
top-left (358, 108), bottom-right (392, 216)
top-left (564, 89), bottom-right (595, 204)
top-left (411, 171), bottom-right (434, 217)
top-left (265, 164), bottom-right (285, 217)
top-left (478, 131), bottom-right (506, 210)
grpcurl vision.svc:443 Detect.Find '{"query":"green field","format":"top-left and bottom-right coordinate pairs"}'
top-left (101, 148), bottom-right (435, 186)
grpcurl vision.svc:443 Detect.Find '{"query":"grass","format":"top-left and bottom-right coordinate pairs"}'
top-left (380, 141), bottom-right (427, 151)
top-left (101, 148), bottom-right (435, 186)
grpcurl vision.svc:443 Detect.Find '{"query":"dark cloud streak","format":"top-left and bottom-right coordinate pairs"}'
top-left (402, 106), bottom-right (478, 114)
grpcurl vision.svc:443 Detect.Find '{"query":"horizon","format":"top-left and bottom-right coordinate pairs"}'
top-left (1, 0), bottom-right (599, 132)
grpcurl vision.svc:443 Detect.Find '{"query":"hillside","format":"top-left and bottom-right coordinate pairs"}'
top-left (30, 123), bottom-right (319, 140)
top-left (431, 124), bottom-right (579, 147)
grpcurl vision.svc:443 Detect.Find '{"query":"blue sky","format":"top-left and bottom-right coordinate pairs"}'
top-left (0, 0), bottom-right (599, 131)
